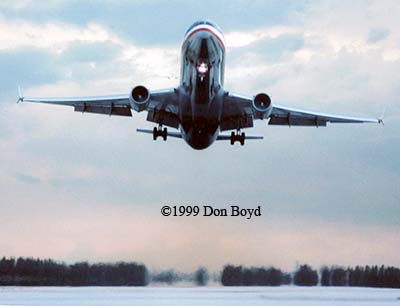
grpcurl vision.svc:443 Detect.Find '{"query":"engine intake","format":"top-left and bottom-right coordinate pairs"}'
top-left (252, 93), bottom-right (272, 119)
top-left (129, 85), bottom-right (150, 112)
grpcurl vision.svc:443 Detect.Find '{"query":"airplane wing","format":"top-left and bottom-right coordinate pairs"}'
top-left (222, 92), bottom-right (379, 130)
top-left (20, 93), bottom-right (133, 116)
top-left (221, 93), bottom-right (254, 131)
top-left (19, 88), bottom-right (180, 128)
top-left (269, 104), bottom-right (379, 126)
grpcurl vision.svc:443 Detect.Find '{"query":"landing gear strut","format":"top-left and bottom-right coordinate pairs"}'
top-left (230, 130), bottom-right (245, 146)
top-left (153, 125), bottom-right (167, 141)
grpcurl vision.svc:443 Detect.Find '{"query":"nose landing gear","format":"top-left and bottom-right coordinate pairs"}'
top-left (153, 125), bottom-right (168, 141)
top-left (230, 130), bottom-right (245, 146)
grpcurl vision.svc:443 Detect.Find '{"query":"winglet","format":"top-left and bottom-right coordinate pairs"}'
top-left (378, 107), bottom-right (386, 125)
top-left (17, 86), bottom-right (24, 103)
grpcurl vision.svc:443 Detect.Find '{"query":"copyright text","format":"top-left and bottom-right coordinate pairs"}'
top-left (161, 205), bottom-right (262, 220)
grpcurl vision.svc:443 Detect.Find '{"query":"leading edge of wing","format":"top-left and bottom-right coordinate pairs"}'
top-left (272, 104), bottom-right (380, 124)
top-left (20, 93), bottom-right (130, 106)
top-left (18, 88), bottom-right (176, 106)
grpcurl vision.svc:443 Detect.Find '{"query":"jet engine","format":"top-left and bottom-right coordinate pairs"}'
top-left (129, 85), bottom-right (150, 112)
top-left (252, 93), bottom-right (272, 119)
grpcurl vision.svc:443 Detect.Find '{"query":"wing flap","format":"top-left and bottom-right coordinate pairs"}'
top-left (146, 109), bottom-right (179, 128)
top-left (269, 115), bottom-right (327, 126)
top-left (146, 90), bottom-right (180, 128)
top-left (74, 104), bottom-right (132, 117)
top-left (221, 93), bottom-right (253, 131)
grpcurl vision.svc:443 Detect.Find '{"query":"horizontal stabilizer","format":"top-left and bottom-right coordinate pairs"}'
top-left (136, 128), bottom-right (182, 139)
top-left (217, 134), bottom-right (263, 141)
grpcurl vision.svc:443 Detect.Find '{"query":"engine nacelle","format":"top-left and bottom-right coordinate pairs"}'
top-left (252, 93), bottom-right (272, 119)
top-left (129, 85), bottom-right (150, 112)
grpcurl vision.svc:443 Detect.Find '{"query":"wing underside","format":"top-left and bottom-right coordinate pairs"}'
top-left (21, 94), bottom-right (133, 116)
top-left (222, 92), bottom-right (379, 129)
top-left (20, 89), bottom-right (180, 127)
top-left (220, 93), bottom-right (254, 131)
top-left (270, 105), bottom-right (379, 126)
top-left (145, 90), bottom-right (180, 128)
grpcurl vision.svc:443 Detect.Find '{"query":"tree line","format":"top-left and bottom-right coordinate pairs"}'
top-left (321, 265), bottom-right (400, 288)
top-left (221, 264), bottom-right (400, 288)
top-left (1, 256), bottom-right (400, 288)
top-left (0, 257), bottom-right (209, 286)
top-left (0, 257), bottom-right (148, 286)
top-left (221, 265), bottom-right (291, 286)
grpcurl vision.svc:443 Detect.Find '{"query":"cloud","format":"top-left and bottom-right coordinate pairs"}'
top-left (0, 19), bottom-right (121, 52)
top-left (302, 1), bottom-right (400, 59)
top-left (0, 48), bottom-right (62, 99)
top-left (0, 0), bottom-right (309, 45)
top-left (0, 17), bottom-right (179, 103)
top-left (0, 0), bottom-right (35, 10)
top-left (225, 26), bottom-right (301, 49)
top-left (223, 2), bottom-right (400, 114)
top-left (14, 172), bottom-right (41, 184)
top-left (368, 27), bottom-right (390, 44)
top-left (228, 32), bottom-right (304, 67)
top-left (60, 41), bottom-right (121, 63)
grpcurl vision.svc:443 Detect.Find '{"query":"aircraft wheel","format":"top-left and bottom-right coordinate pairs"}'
top-left (153, 127), bottom-right (157, 141)
top-left (162, 128), bottom-right (168, 141)
top-left (240, 133), bottom-right (245, 146)
top-left (230, 132), bottom-right (235, 145)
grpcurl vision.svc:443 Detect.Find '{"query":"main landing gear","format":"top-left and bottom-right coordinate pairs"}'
top-left (230, 130), bottom-right (245, 146)
top-left (153, 125), bottom-right (167, 141)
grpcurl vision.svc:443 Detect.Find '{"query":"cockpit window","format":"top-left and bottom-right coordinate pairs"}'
top-left (185, 20), bottom-right (222, 36)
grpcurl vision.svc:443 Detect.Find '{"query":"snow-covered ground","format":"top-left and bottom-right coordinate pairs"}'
top-left (0, 286), bottom-right (399, 306)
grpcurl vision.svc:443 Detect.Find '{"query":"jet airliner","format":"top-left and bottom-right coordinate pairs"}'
top-left (19, 20), bottom-right (381, 150)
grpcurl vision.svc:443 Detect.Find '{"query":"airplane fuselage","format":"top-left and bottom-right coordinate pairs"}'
top-left (178, 21), bottom-right (226, 149)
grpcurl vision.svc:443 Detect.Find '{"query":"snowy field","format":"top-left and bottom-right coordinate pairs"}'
top-left (0, 286), bottom-right (400, 306)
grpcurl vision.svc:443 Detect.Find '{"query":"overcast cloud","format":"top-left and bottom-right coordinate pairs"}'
top-left (0, 0), bottom-right (399, 271)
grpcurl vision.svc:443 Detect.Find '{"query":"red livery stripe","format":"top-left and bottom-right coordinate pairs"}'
top-left (182, 27), bottom-right (225, 49)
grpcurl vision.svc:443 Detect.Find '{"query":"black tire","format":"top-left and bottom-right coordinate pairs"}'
top-left (153, 127), bottom-right (157, 141)
top-left (240, 133), bottom-right (245, 146)
top-left (162, 128), bottom-right (167, 141)
top-left (230, 132), bottom-right (235, 145)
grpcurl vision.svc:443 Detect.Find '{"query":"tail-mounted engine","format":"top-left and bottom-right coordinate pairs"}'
top-left (129, 85), bottom-right (150, 112)
top-left (252, 93), bottom-right (272, 119)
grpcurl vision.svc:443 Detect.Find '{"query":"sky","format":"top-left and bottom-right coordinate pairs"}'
top-left (0, 0), bottom-right (399, 272)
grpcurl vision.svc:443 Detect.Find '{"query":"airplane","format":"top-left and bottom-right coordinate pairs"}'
top-left (18, 20), bottom-right (382, 150)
